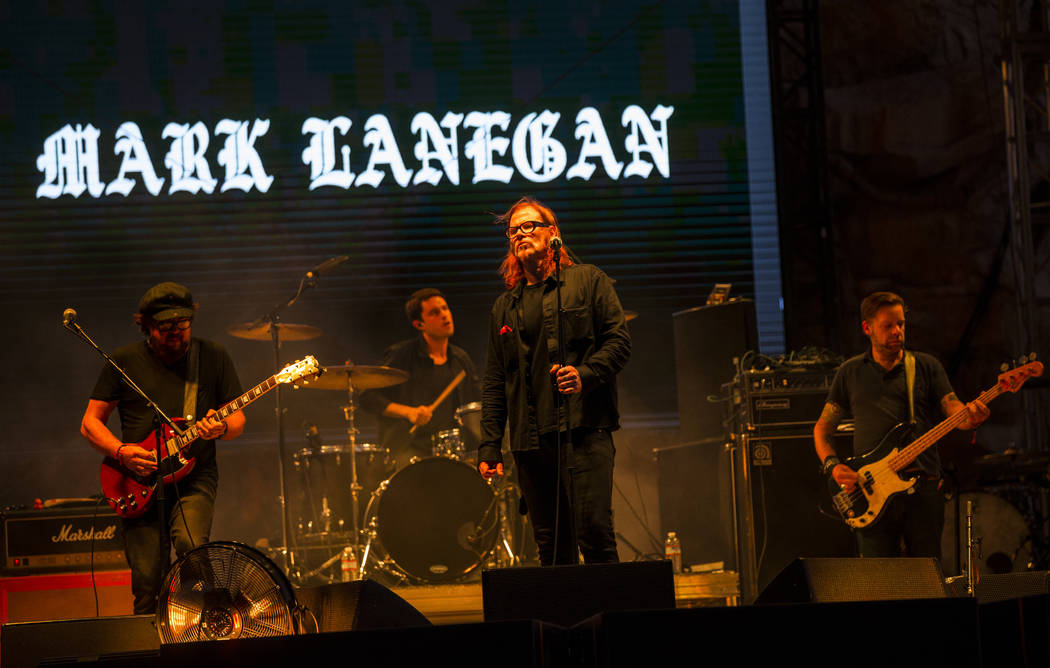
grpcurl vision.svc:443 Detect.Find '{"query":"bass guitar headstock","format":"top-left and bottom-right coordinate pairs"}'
top-left (998, 354), bottom-right (1043, 393)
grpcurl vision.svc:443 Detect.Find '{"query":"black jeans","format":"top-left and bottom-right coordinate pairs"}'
top-left (121, 466), bottom-right (218, 614)
top-left (512, 428), bottom-right (618, 566)
top-left (855, 477), bottom-right (944, 559)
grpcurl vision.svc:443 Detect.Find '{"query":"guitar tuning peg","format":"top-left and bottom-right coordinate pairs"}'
top-left (1001, 363), bottom-right (1010, 372)
top-left (1029, 352), bottom-right (1038, 361)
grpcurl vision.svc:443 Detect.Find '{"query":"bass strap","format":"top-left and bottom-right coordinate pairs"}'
top-left (183, 339), bottom-right (200, 424)
top-left (904, 350), bottom-right (916, 426)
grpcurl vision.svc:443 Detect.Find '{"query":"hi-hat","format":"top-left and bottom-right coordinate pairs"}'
top-left (227, 322), bottom-right (323, 341)
top-left (297, 365), bottom-right (409, 391)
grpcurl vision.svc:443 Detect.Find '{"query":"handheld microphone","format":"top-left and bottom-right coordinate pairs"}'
top-left (548, 237), bottom-right (563, 251)
top-left (306, 255), bottom-right (349, 280)
top-left (62, 308), bottom-right (77, 327)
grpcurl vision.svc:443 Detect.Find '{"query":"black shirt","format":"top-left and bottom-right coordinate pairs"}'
top-left (826, 349), bottom-right (954, 474)
top-left (521, 282), bottom-right (557, 434)
top-left (90, 338), bottom-right (243, 471)
top-left (481, 263), bottom-right (631, 463)
top-left (359, 336), bottom-right (481, 457)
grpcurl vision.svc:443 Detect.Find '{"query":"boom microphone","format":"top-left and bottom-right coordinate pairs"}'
top-left (548, 237), bottom-right (563, 251)
top-left (306, 255), bottom-right (349, 279)
top-left (62, 308), bottom-right (77, 327)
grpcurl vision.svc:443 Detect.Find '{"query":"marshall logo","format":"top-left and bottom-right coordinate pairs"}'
top-left (52, 523), bottom-right (118, 543)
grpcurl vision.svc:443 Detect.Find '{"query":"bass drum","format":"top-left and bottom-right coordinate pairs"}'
top-left (942, 491), bottom-right (1032, 574)
top-left (370, 456), bottom-right (498, 583)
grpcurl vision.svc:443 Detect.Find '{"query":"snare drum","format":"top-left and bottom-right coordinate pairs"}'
top-left (293, 443), bottom-right (394, 537)
top-left (432, 428), bottom-right (466, 460)
top-left (366, 456), bottom-right (498, 583)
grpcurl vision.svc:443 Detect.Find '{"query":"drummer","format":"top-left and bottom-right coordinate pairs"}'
top-left (359, 288), bottom-right (481, 470)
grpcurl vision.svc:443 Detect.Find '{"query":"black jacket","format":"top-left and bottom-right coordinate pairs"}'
top-left (480, 263), bottom-right (631, 463)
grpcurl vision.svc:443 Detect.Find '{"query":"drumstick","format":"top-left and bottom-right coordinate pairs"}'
top-left (408, 369), bottom-right (466, 434)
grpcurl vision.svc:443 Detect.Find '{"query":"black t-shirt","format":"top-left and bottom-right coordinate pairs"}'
top-left (826, 350), bottom-right (954, 474)
top-left (90, 338), bottom-right (243, 470)
top-left (521, 282), bottom-right (556, 434)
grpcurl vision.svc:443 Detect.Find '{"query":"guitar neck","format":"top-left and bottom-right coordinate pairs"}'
top-left (888, 383), bottom-right (1002, 473)
top-left (172, 374), bottom-right (280, 449)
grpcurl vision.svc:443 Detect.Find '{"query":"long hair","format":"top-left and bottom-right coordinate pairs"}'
top-left (495, 196), bottom-right (573, 290)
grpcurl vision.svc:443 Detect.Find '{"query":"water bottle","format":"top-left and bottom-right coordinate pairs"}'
top-left (664, 531), bottom-right (682, 573)
top-left (340, 546), bottom-right (358, 582)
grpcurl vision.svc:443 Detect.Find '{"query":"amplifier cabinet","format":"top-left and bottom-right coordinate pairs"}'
top-left (734, 368), bottom-right (837, 434)
top-left (1, 506), bottom-right (125, 575)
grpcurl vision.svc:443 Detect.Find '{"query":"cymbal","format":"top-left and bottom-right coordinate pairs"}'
top-left (227, 322), bottom-right (323, 341)
top-left (624, 310), bottom-right (638, 321)
top-left (298, 364), bottom-right (409, 391)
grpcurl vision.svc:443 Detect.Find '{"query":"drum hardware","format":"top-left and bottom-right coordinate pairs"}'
top-left (288, 362), bottom-right (407, 584)
top-left (229, 256), bottom-right (348, 577)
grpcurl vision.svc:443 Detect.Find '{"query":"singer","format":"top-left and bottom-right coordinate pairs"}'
top-left (79, 282), bottom-right (245, 614)
top-left (478, 196), bottom-right (631, 566)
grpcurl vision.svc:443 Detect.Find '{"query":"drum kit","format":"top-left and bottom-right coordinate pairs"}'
top-left (228, 318), bottom-right (529, 586)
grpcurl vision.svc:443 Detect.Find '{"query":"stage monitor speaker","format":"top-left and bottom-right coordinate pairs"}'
top-left (975, 571), bottom-right (1050, 604)
top-left (295, 579), bottom-right (431, 632)
top-left (482, 561), bottom-right (675, 628)
top-left (0, 614), bottom-right (157, 668)
top-left (738, 432), bottom-right (855, 599)
top-left (755, 557), bottom-right (949, 604)
top-left (672, 300), bottom-right (757, 442)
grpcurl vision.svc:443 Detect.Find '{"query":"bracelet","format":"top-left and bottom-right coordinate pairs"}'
top-left (115, 444), bottom-right (128, 464)
top-left (821, 455), bottom-right (842, 477)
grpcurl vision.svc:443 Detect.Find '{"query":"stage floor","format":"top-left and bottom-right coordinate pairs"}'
top-left (0, 569), bottom-right (738, 625)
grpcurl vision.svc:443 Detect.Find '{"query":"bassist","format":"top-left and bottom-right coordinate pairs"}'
top-left (79, 282), bottom-right (245, 614)
top-left (813, 291), bottom-right (989, 559)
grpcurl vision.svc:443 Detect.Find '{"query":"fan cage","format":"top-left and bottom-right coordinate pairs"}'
top-left (157, 541), bottom-right (299, 644)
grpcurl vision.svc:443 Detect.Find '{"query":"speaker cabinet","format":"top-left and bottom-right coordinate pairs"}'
top-left (295, 579), bottom-right (430, 631)
top-left (755, 557), bottom-right (949, 604)
top-left (655, 438), bottom-right (735, 571)
top-left (672, 300), bottom-right (757, 442)
top-left (0, 614), bottom-right (157, 668)
top-left (482, 561), bottom-right (675, 628)
top-left (736, 433), bottom-right (856, 601)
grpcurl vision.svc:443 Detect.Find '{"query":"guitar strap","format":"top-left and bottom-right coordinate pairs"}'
top-left (904, 350), bottom-right (916, 425)
top-left (183, 339), bottom-right (200, 423)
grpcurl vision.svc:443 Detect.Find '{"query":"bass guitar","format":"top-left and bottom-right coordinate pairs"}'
top-left (831, 359), bottom-right (1042, 529)
top-left (100, 355), bottom-right (321, 518)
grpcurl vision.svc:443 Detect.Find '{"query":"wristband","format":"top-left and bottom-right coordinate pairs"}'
top-left (821, 455), bottom-right (842, 477)
top-left (115, 444), bottom-right (128, 464)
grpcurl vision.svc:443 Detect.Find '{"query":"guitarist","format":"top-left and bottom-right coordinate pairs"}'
top-left (79, 282), bottom-right (246, 614)
top-left (813, 291), bottom-right (989, 558)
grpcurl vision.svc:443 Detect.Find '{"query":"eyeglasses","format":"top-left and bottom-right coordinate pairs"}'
top-left (505, 220), bottom-right (553, 238)
top-left (155, 318), bottom-right (192, 332)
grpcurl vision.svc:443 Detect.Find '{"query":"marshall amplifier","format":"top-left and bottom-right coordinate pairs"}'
top-left (1, 505), bottom-right (126, 575)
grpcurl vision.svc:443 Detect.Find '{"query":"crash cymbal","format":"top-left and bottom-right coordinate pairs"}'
top-left (624, 310), bottom-right (638, 321)
top-left (227, 322), bottom-right (323, 341)
top-left (298, 364), bottom-right (409, 391)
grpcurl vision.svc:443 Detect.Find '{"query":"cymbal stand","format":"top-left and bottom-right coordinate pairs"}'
top-left (339, 364), bottom-right (365, 576)
top-left (489, 480), bottom-right (523, 568)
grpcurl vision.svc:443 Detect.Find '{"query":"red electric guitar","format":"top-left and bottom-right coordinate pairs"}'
top-left (101, 355), bottom-right (321, 518)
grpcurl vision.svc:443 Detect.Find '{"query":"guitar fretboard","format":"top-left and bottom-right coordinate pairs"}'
top-left (887, 383), bottom-right (1003, 473)
top-left (167, 375), bottom-right (279, 450)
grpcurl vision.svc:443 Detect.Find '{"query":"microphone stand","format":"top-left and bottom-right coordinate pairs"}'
top-left (551, 245), bottom-right (579, 565)
top-left (248, 256), bottom-right (347, 577)
top-left (63, 316), bottom-right (186, 569)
